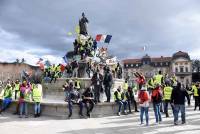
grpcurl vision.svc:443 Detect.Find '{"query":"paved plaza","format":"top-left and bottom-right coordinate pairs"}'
top-left (1, 103), bottom-right (200, 134)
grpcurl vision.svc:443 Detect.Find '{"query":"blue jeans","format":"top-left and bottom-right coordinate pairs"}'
top-left (34, 102), bottom-right (41, 114)
top-left (68, 100), bottom-right (83, 115)
top-left (116, 100), bottom-right (127, 113)
top-left (1, 98), bottom-right (12, 111)
top-left (140, 107), bottom-right (149, 125)
top-left (153, 103), bottom-right (162, 123)
top-left (174, 104), bottom-right (185, 123)
top-left (20, 102), bottom-right (28, 116)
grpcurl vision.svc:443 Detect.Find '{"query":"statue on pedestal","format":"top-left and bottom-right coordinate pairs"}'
top-left (79, 12), bottom-right (89, 36)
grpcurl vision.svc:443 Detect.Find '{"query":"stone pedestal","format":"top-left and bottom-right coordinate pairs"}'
top-left (42, 78), bottom-right (124, 102)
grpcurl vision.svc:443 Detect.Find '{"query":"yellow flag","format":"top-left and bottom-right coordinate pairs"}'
top-left (75, 25), bottom-right (80, 34)
top-left (67, 32), bottom-right (73, 36)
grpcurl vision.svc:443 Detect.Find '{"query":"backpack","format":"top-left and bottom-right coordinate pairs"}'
top-left (139, 91), bottom-right (148, 104)
top-left (152, 89), bottom-right (162, 103)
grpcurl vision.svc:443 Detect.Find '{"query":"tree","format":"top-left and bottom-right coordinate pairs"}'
top-left (15, 58), bottom-right (19, 63)
top-left (21, 58), bottom-right (25, 63)
top-left (192, 59), bottom-right (200, 72)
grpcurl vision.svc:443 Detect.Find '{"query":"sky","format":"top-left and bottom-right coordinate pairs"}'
top-left (1, 0), bottom-right (200, 65)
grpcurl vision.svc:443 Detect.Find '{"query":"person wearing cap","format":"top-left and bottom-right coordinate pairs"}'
top-left (103, 67), bottom-right (113, 102)
top-left (138, 86), bottom-right (150, 126)
top-left (0, 83), bottom-right (13, 113)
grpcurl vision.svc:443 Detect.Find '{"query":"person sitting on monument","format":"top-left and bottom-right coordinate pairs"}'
top-left (82, 87), bottom-right (95, 118)
top-left (114, 86), bottom-right (127, 116)
top-left (67, 80), bottom-right (84, 118)
top-left (0, 83), bottom-right (13, 114)
top-left (65, 63), bottom-right (73, 78)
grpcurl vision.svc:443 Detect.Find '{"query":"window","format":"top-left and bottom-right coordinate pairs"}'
top-left (131, 64), bottom-right (133, 67)
top-left (136, 64), bottom-right (138, 67)
top-left (166, 62), bottom-right (168, 66)
top-left (180, 66), bottom-right (184, 72)
top-left (155, 63), bottom-right (157, 66)
top-left (175, 67), bottom-right (178, 72)
top-left (126, 64), bottom-right (128, 67)
top-left (185, 67), bottom-right (188, 72)
top-left (160, 62), bottom-right (163, 66)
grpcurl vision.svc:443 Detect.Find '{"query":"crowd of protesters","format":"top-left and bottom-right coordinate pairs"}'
top-left (0, 79), bottom-right (42, 118)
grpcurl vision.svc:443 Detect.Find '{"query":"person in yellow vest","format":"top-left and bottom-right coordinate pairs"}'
top-left (14, 79), bottom-right (20, 100)
top-left (32, 83), bottom-right (43, 118)
top-left (154, 71), bottom-right (164, 86)
top-left (192, 83), bottom-right (199, 111)
top-left (122, 80), bottom-right (129, 91)
top-left (74, 79), bottom-right (81, 90)
top-left (163, 82), bottom-right (173, 117)
top-left (19, 81), bottom-right (32, 118)
top-left (50, 64), bottom-right (57, 83)
top-left (0, 84), bottom-right (13, 114)
top-left (114, 86), bottom-right (127, 116)
top-left (147, 77), bottom-right (154, 94)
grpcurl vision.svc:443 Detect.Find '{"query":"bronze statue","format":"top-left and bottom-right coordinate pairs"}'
top-left (79, 12), bottom-right (89, 35)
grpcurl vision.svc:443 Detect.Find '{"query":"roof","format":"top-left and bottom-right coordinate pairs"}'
top-left (123, 56), bottom-right (172, 64)
top-left (172, 51), bottom-right (190, 60)
top-left (123, 59), bottom-right (141, 64)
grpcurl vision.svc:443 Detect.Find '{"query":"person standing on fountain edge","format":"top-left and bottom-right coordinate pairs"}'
top-left (91, 69), bottom-right (103, 104)
top-left (103, 67), bottom-right (113, 102)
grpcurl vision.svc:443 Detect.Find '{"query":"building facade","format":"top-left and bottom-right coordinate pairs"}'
top-left (123, 51), bottom-right (192, 86)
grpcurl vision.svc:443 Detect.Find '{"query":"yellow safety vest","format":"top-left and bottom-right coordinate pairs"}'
top-left (114, 91), bottom-right (122, 101)
top-left (3, 87), bottom-right (12, 99)
top-left (123, 83), bottom-right (128, 91)
top-left (154, 74), bottom-right (163, 85)
top-left (147, 78), bottom-right (154, 88)
top-left (15, 84), bottom-right (20, 91)
top-left (75, 80), bottom-right (81, 89)
top-left (192, 85), bottom-right (199, 97)
top-left (163, 86), bottom-right (173, 100)
top-left (32, 88), bottom-right (42, 102)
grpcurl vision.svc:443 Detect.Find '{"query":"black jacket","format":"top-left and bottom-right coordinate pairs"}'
top-left (171, 87), bottom-right (190, 105)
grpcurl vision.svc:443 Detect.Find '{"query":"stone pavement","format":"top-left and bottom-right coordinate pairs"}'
top-left (1, 104), bottom-right (200, 134)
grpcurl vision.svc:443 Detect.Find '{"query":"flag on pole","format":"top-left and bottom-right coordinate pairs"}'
top-left (142, 46), bottom-right (146, 51)
top-left (63, 55), bottom-right (68, 63)
top-left (95, 34), bottom-right (112, 43)
top-left (105, 35), bottom-right (112, 43)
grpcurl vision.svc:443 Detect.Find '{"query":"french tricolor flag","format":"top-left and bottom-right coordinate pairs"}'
top-left (95, 34), bottom-right (112, 43)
